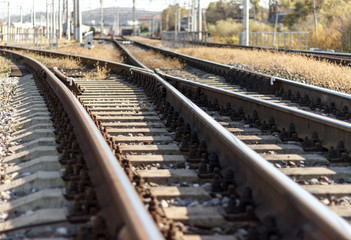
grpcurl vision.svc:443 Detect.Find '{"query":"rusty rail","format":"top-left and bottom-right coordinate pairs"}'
top-left (128, 40), bottom-right (351, 115)
top-left (170, 39), bottom-right (351, 66)
top-left (2, 45), bottom-right (351, 238)
top-left (155, 70), bottom-right (351, 151)
top-left (0, 48), bottom-right (163, 240)
top-left (131, 68), bottom-right (351, 239)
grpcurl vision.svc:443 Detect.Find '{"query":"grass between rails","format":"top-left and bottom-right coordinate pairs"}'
top-left (132, 36), bottom-right (351, 93)
top-left (18, 50), bottom-right (110, 80)
top-left (175, 47), bottom-right (351, 94)
top-left (130, 37), bottom-right (163, 47)
top-left (14, 40), bottom-right (123, 80)
top-left (56, 40), bottom-right (124, 62)
top-left (20, 51), bottom-right (81, 69)
top-left (0, 57), bottom-right (11, 77)
top-left (128, 48), bottom-right (184, 70)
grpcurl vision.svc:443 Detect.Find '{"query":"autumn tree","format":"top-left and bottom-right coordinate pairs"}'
top-left (280, 0), bottom-right (351, 51)
top-left (206, 0), bottom-right (242, 24)
top-left (161, 4), bottom-right (187, 31)
top-left (282, 0), bottom-right (315, 29)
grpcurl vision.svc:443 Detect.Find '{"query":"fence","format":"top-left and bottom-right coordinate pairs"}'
top-left (0, 26), bottom-right (60, 50)
top-left (239, 31), bottom-right (309, 50)
top-left (161, 31), bottom-right (209, 48)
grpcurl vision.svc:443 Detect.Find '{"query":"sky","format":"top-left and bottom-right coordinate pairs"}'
top-left (0, 0), bottom-right (226, 17)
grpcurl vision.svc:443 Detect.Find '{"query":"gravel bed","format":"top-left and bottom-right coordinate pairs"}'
top-left (0, 76), bottom-right (18, 162)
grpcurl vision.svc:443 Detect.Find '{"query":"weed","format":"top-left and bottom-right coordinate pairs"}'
top-left (0, 57), bottom-right (11, 77)
top-left (84, 62), bottom-right (111, 80)
top-left (13, 124), bottom-right (23, 131)
top-left (128, 48), bottom-right (184, 70)
top-left (56, 40), bottom-right (123, 62)
top-left (175, 47), bottom-right (351, 94)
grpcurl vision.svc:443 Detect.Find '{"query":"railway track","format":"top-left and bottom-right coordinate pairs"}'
top-left (1, 45), bottom-right (351, 239)
top-left (117, 39), bottom-right (351, 123)
top-left (0, 49), bottom-right (162, 239)
top-left (151, 37), bottom-right (351, 67)
top-left (113, 39), bottom-right (351, 231)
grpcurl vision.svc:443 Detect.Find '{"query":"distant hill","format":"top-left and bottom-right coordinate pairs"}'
top-left (83, 7), bottom-right (160, 26)
top-left (6, 7), bottom-right (160, 26)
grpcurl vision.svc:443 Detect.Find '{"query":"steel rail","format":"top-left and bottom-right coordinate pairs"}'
top-left (179, 39), bottom-right (351, 66)
top-left (3, 45), bottom-right (351, 238)
top-left (131, 68), bottom-right (351, 239)
top-left (119, 35), bottom-right (351, 65)
top-left (0, 45), bottom-right (134, 74)
top-left (112, 40), bottom-right (351, 238)
top-left (155, 70), bottom-right (351, 150)
top-left (112, 37), bottom-right (351, 160)
top-left (0, 49), bottom-right (164, 240)
top-left (127, 40), bottom-right (351, 112)
top-left (115, 40), bottom-right (149, 69)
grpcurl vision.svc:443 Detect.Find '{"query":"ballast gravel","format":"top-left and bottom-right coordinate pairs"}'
top-left (0, 76), bottom-right (18, 161)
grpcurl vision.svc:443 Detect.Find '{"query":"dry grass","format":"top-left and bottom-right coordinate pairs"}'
top-left (56, 40), bottom-right (123, 62)
top-left (84, 62), bottom-right (110, 80)
top-left (0, 38), bottom-right (123, 62)
top-left (17, 50), bottom-right (110, 80)
top-left (0, 57), bottom-right (11, 77)
top-left (176, 47), bottom-right (351, 93)
top-left (11, 39), bottom-right (125, 80)
top-left (21, 51), bottom-right (81, 69)
top-left (129, 36), bottom-right (163, 47)
top-left (129, 48), bottom-right (184, 70)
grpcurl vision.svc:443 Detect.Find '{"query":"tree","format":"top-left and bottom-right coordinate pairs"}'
top-left (282, 0), bottom-right (314, 29)
top-left (280, 0), bottom-right (351, 51)
top-left (161, 4), bottom-right (187, 31)
top-left (268, 0), bottom-right (278, 21)
top-left (206, 0), bottom-right (242, 24)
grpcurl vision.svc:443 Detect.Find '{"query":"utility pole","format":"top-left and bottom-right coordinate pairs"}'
top-left (192, 0), bottom-right (196, 32)
top-left (20, 6), bottom-right (23, 24)
top-left (149, 19), bottom-right (151, 37)
top-left (66, 0), bottom-right (70, 40)
top-left (313, 0), bottom-right (318, 36)
top-left (52, 0), bottom-right (55, 44)
top-left (116, 8), bottom-right (120, 35)
top-left (132, 0), bottom-right (136, 35)
top-left (46, 0), bottom-right (49, 37)
top-left (7, 2), bottom-right (10, 27)
top-left (243, 0), bottom-right (249, 46)
top-left (178, 6), bottom-right (181, 32)
top-left (202, 8), bottom-right (207, 32)
top-left (151, 17), bottom-right (154, 36)
top-left (7, 2), bottom-right (10, 45)
top-left (175, 7), bottom-right (177, 32)
top-left (74, 0), bottom-right (77, 40)
top-left (7, 1), bottom-right (10, 40)
top-left (58, 0), bottom-right (62, 38)
top-left (40, 14), bottom-right (44, 28)
top-left (113, 15), bottom-right (116, 35)
top-left (33, 0), bottom-right (36, 27)
top-left (187, 3), bottom-right (190, 31)
top-left (273, 3), bottom-right (278, 47)
top-left (100, 0), bottom-right (104, 37)
top-left (198, 0), bottom-right (202, 39)
top-left (74, 0), bottom-right (82, 42)
top-left (52, 0), bottom-right (55, 36)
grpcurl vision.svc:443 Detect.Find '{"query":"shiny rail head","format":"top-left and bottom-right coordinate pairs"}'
top-left (4, 45), bottom-right (351, 239)
top-left (0, 49), bottom-right (163, 240)
top-left (129, 67), bottom-right (351, 239)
